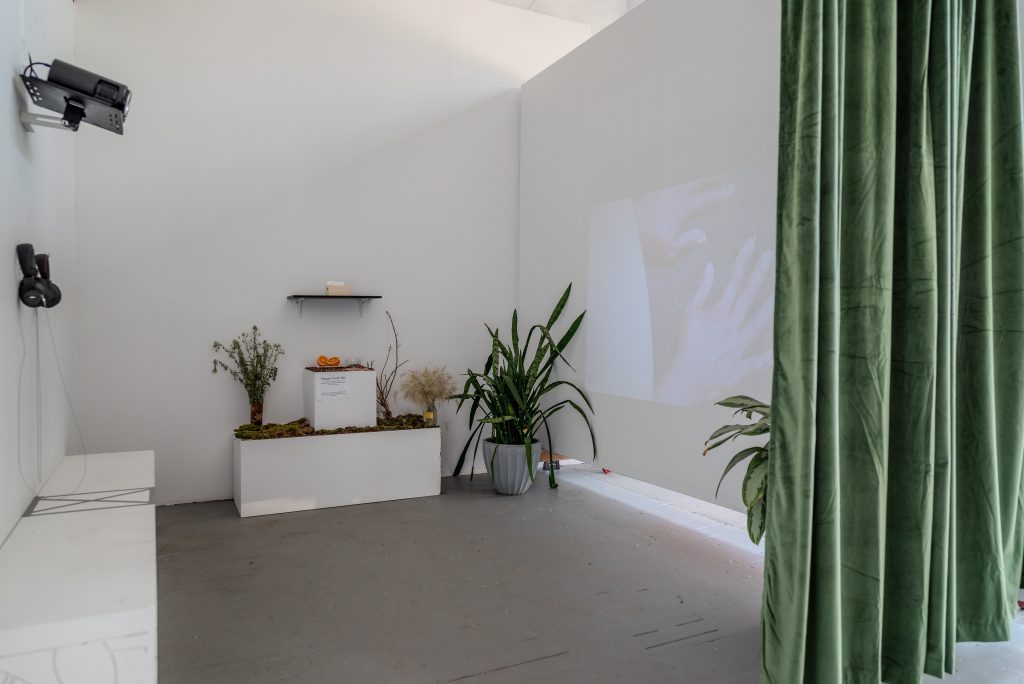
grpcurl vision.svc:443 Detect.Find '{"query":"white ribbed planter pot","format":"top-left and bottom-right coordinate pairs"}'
top-left (484, 440), bottom-right (541, 495)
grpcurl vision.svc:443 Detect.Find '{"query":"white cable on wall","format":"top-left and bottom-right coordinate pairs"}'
top-left (15, 307), bottom-right (40, 498)
top-left (13, 303), bottom-right (91, 500)
top-left (35, 309), bottom-right (41, 487)
top-left (41, 307), bottom-right (89, 495)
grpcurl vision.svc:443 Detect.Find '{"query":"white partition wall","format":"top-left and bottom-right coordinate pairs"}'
top-left (0, 0), bottom-right (78, 546)
top-left (73, 0), bottom-right (589, 505)
top-left (518, 0), bottom-right (780, 511)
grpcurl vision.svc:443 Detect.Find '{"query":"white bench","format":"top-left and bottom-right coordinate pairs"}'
top-left (0, 451), bottom-right (157, 683)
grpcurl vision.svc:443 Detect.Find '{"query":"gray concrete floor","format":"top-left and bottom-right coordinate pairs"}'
top-left (157, 469), bottom-right (763, 683)
top-left (157, 467), bottom-right (1024, 683)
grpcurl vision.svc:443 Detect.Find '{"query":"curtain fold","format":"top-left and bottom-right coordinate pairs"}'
top-left (763, 1), bottom-right (1024, 682)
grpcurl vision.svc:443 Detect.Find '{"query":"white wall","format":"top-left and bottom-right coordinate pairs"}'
top-left (73, 0), bottom-right (589, 505)
top-left (0, 0), bottom-right (78, 542)
top-left (519, 0), bottom-right (780, 511)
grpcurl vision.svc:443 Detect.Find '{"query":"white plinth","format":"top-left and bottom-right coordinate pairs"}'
top-left (0, 451), bottom-right (157, 684)
top-left (303, 368), bottom-right (377, 430)
top-left (233, 428), bottom-right (441, 517)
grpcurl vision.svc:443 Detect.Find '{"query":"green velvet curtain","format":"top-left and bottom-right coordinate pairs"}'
top-left (764, 1), bottom-right (1024, 683)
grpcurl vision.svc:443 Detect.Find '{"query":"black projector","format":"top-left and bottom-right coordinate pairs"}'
top-left (20, 59), bottom-right (132, 134)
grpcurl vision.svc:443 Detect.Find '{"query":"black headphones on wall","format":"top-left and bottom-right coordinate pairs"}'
top-left (17, 243), bottom-right (62, 308)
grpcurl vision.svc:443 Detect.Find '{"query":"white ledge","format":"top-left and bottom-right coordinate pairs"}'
top-left (0, 451), bottom-right (157, 683)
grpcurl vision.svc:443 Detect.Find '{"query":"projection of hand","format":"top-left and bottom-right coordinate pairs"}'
top-left (585, 172), bottom-right (774, 407)
top-left (654, 237), bottom-right (774, 406)
top-left (633, 174), bottom-right (735, 263)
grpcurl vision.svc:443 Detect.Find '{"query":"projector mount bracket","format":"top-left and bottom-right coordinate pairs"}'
top-left (19, 112), bottom-right (70, 132)
top-left (19, 74), bottom-right (125, 134)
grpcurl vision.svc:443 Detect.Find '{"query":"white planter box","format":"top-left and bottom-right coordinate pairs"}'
top-left (303, 368), bottom-right (377, 430)
top-left (233, 428), bottom-right (441, 517)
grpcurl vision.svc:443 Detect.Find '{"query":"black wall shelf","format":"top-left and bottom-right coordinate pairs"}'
top-left (287, 294), bottom-right (381, 318)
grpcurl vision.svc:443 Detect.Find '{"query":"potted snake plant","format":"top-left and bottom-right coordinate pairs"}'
top-left (452, 284), bottom-right (596, 493)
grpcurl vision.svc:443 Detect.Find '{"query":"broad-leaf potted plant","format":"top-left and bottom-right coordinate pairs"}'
top-left (703, 395), bottom-right (770, 543)
top-left (212, 325), bottom-right (284, 427)
top-left (453, 284), bottom-right (596, 493)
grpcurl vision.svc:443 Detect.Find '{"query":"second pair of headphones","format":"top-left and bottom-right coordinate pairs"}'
top-left (17, 243), bottom-right (62, 308)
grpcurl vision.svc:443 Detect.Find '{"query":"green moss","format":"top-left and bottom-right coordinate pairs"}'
top-left (235, 413), bottom-right (430, 440)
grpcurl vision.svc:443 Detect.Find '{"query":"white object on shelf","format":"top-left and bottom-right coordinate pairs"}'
top-left (303, 368), bottom-right (377, 430)
top-left (0, 451), bottom-right (157, 683)
top-left (233, 428), bottom-right (441, 517)
top-left (325, 280), bottom-right (353, 296)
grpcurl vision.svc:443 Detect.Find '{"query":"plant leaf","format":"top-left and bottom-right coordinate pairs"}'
top-left (537, 379), bottom-right (594, 411)
top-left (511, 309), bottom-right (520, 361)
top-left (747, 493), bottom-right (766, 544)
top-left (524, 433), bottom-right (535, 483)
top-left (705, 423), bottom-right (748, 445)
top-left (741, 452), bottom-right (769, 508)
top-left (546, 283), bottom-right (572, 329)
top-left (452, 422), bottom-right (484, 476)
top-left (738, 421), bottom-right (771, 437)
top-left (713, 446), bottom-right (763, 498)
top-left (480, 416), bottom-right (516, 424)
top-left (555, 311), bottom-right (585, 354)
top-left (716, 395), bottom-right (770, 414)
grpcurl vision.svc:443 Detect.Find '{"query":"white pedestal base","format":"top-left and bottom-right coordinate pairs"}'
top-left (233, 428), bottom-right (441, 517)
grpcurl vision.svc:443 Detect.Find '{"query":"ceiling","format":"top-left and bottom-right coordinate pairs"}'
top-left (486, 0), bottom-right (646, 33)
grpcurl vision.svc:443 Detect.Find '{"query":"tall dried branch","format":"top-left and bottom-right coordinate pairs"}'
top-left (376, 311), bottom-right (407, 419)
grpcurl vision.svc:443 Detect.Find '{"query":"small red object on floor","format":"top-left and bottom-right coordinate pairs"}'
top-left (1017, 600), bottom-right (1024, 611)
top-left (601, 468), bottom-right (612, 474)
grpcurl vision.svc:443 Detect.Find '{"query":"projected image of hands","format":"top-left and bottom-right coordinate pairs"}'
top-left (633, 174), bottom-right (734, 264)
top-left (586, 172), bottom-right (774, 408)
